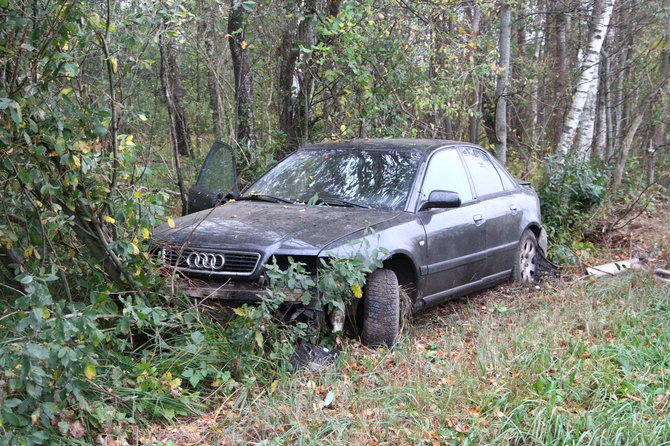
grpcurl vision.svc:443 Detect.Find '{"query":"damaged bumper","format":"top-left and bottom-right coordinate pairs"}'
top-left (169, 277), bottom-right (347, 332)
top-left (170, 277), bottom-right (304, 303)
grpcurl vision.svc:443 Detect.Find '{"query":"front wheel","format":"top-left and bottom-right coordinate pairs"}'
top-left (512, 230), bottom-right (538, 283)
top-left (361, 268), bottom-right (399, 347)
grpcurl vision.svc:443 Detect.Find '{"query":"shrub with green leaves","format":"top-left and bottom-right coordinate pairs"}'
top-left (538, 154), bottom-right (608, 262)
top-left (0, 1), bottom-right (212, 443)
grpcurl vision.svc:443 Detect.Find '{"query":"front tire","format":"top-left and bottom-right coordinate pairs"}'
top-left (361, 268), bottom-right (399, 347)
top-left (512, 230), bottom-right (538, 283)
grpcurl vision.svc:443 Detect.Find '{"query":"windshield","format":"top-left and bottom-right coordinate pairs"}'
top-left (245, 149), bottom-right (422, 210)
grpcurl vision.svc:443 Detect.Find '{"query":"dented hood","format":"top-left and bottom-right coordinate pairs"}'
top-left (152, 201), bottom-right (401, 254)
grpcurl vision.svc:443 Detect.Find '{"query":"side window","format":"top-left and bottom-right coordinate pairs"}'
top-left (460, 147), bottom-right (504, 197)
top-left (421, 149), bottom-right (473, 202)
top-left (494, 163), bottom-right (517, 190)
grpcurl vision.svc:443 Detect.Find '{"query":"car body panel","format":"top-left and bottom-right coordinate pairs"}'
top-left (153, 201), bottom-right (403, 278)
top-left (419, 202), bottom-right (487, 296)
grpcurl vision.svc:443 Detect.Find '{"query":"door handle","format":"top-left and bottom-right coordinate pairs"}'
top-left (473, 214), bottom-right (484, 225)
top-left (509, 204), bottom-right (518, 214)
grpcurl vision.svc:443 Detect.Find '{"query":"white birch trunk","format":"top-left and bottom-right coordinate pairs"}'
top-left (574, 65), bottom-right (599, 158)
top-left (593, 53), bottom-right (609, 160)
top-left (557, 0), bottom-right (615, 155)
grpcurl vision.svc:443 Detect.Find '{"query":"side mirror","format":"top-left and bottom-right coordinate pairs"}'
top-left (418, 190), bottom-right (461, 211)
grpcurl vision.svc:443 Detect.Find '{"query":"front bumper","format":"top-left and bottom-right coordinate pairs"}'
top-left (169, 277), bottom-right (304, 303)
top-left (539, 227), bottom-right (548, 253)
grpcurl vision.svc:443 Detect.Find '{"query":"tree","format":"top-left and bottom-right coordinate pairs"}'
top-left (277, 0), bottom-right (318, 149)
top-left (160, 25), bottom-right (189, 215)
top-left (202, 4), bottom-right (224, 140)
top-left (557, 0), bottom-right (616, 155)
top-left (228, 0), bottom-right (257, 150)
top-left (161, 32), bottom-right (192, 158)
top-left (648, 0), bottom-right (670, 184)
top-left (494, 2), bottom-right (512, 164)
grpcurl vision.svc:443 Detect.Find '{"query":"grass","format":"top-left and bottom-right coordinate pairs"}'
top-left (156, 272), bottom-right (670, 445)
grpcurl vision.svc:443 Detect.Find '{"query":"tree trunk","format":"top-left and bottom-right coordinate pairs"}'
top-left (612, 111), bottom-right (644, 188)
top-left (614, 40), bottom-right (634, 163)
top-left (203, 10), bottom-right (223, 140)
top-left (557, 0), bottom-right (615, 155)
top-left (228, 0), bottom-right (257, 150)
top-left (494, 3), bottom-right (512, 164)
top-left (529, 3), bottom-right (543, 146)
top-left (648, 0), bottom-right (670, 184)
top-left (165, 37), bottom-right (191, 158)
top-left (592, 49), bottom-right (609, 161)
top-left (649, 121), bottom-right (665, 185)
top-left (277, 0), bottom-right (340, 150)
top-left (159, 30), bottom-right (188, 216)
top-left (549, 0), bottom-right (568, 147)
top-left (611, 72), bottom-right (670, 188)
top-left (574, 62), bottom-right (600, 159)
top-left (277, 0), bottom-right (316, 149)
top-left (467, 5), bottom-right (482, 143)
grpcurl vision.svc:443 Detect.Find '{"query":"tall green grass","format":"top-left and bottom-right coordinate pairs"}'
top-left (195, 273), bottom-right (670, 445)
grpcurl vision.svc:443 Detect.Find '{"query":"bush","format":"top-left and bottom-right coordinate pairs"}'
top-left (538, 154), bottom-right (608, 262)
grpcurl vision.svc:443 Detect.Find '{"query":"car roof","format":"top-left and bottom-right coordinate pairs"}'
top-left (300, 138), bottom-right (477, 154)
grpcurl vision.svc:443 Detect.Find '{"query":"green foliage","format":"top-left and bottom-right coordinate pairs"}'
top-left (0, 0), bottom-right (665, 442)
top-left (0, 1), bottom-right (211, 443)
top-left (316, 230), bottom-right (388, 316)
top-left (305, 0), bottom-right (498, 140)
top-left (538, 154), bottom-right (608, 262)
top-left (0, 272), bottom-right (211, 443)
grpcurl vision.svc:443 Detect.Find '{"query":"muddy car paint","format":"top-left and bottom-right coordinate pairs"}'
top-left (152, 139), bottom-right (545, 313)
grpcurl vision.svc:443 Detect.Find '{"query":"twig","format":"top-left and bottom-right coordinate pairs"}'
top-left (604, 181), bottom-right (657, 233)
top-left (89, 383), bottom-right (138, 402)
top-left (654, 268), bottom-right (670, 284)
top-left (98, 0), bottom-right (120, 204)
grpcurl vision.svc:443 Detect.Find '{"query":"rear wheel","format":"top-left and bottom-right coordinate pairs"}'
top-left (512, 230), bottom-right (538, 283)
top-left (361, 268), bottom-right (399, 347)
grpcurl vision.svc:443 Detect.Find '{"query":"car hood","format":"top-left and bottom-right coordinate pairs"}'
top-left (152, 201), bottom-right (402, 254)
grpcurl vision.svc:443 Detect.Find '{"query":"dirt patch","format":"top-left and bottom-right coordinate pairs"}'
top-left (596, 200), bottom-right (670, 269)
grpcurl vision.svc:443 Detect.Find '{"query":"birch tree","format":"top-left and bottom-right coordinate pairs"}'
top-left (573, 61), bottom-right (600, 158)
top-left (557, 0), bottom-right (615, 155)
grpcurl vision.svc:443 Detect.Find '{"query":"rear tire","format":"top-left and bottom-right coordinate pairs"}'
top-left (512, 230), bottom-right (538, 283)
top-left (361, 268), bottom-right (400, 347)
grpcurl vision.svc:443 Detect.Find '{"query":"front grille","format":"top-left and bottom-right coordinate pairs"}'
top-left (162, 247), bottom-right (260, 276)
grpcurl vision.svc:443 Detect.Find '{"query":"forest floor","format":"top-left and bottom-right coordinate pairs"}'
top-left (142, 198), bottom-right (670, 445)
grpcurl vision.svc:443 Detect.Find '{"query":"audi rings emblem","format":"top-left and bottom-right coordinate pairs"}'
top-left (186, 252), bottom-right (226, 270)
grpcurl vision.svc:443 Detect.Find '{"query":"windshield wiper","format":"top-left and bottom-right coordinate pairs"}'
top-left (315, 197), bottom-right (371, 209)
top-left (238, 194), bottom-right (294, 204)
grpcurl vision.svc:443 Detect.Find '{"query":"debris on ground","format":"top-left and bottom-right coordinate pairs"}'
top-left (289, 343), bottom-right (338, 372)
top-left (586, 258), bottom-right (644, 277)
top-left (536, 249), bottom-right (561, 280)
top-left (655, 268), bottom-right (670, 284)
